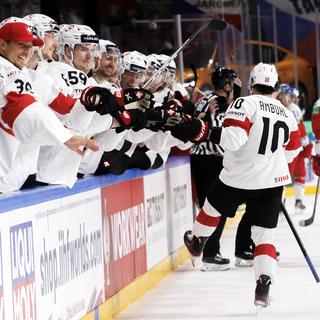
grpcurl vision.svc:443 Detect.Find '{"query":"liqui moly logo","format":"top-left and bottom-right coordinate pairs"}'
top-left (10, 222), bottom-right (36, 320)
top-left (0, 233), bottom-right (4, 319)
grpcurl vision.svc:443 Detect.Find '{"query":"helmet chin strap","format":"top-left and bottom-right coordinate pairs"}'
top-left (94, 59), bottom-right (100, 72)
top-left (64, 45), bottom-right (75, 68)
top-left (26, 47), bottom-right (35, 61)
top-left (34, 47), bottom-right (45, 61)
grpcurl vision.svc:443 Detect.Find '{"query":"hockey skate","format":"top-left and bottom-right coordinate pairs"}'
top-left (235, 251), bottom-right (253, 267)
top-left (201, 253), bottom-right (230, 271)
top-left (295, 199), bottom-right (306, 214)
top-left (254, 274), bottom-right (271, 308)
top-left (184, 230), bottom-right (208, 266)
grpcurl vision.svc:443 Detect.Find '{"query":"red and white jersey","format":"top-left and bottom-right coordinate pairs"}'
top-left (312, 98), bottom-right (320, 154)
top-left (0, 56), bottom-right (72, 184)
top-left (287, 102), bottom-right (309, 146)
top-left (36, 62), bottom-right (113, 187)
top-left (43, 61), bottom-right (97, 132)
top-left (287, 102), bottom-right (303, 123)
top-left (312, 98), bottom-right (320, 140)
top-left (219, 94), bottom-right (301, 190)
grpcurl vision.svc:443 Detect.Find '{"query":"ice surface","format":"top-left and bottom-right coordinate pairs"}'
top-left (116, 195), bottom-right (320, 320)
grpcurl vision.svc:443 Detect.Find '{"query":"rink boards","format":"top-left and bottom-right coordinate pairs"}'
top-left (0, 156), bottom-right (317, 320)
top-left (0, 156), bottom-right (194, 320)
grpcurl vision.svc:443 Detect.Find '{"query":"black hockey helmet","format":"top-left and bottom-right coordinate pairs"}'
top-left (211, 67), bottom-right (237, 89)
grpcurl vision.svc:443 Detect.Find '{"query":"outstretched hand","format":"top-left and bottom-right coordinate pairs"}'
top-left (64, 135), bottom-right (99, 156)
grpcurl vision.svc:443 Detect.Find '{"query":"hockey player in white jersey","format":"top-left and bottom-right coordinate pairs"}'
top-left (120, 50), bottom-right (148, 89)
top-left (2, 14), bottom-right (63, 190)
top-left (123, 53), bottom-right (189, 172)
top-left (190, 67), bottom-right (255, 271)
top-left (155, 54), bottom-right (189, 101)
top-left (182, 63), bottom-right (301, 308)
top-left (23, 13), bottom-right (59, 66)
top-left (79, 40), bottom-right (127, 176)
top-left (34, 24), bottom-right (117, 187)
top-left (145, 54), bottom-right (162, 93)
top-left (94, 39), bottom-right (123, 86)
top-left (94, 50), bottom-right (156, 175)
top-left (0, 21), bottom-right (98, 192)
top-left (87, 50), bottom-right (185, 175)
top-left (162, 55), bottom-right (189, 100)
top-left (79, 48), bottom-right (166, 176)
top-left (5, 20), bottom-right (104, 191)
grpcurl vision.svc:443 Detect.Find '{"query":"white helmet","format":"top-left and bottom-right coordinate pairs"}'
top-left (122, 51), bottom-right (148, 75)
top-left (147, 54), bottom-right (161, 70)
top-left (98, 39), bottom-right (124, 75)
top-left (59, 24), bottom-right (99, 68)
top-left (23, 14), bottom-right (59, 39)
top-left (0, 16), bottom-right (26, 28)
top-left (60, 24), bottom-right (98, 51)
top-left (168, 59), bottom-right (176, 74)
top-left (249, 62), bottom-right (278, 89)
top-left (99, 39), bottom-right (121, 56)
top-left (156, 54), bottom-right (176, 74)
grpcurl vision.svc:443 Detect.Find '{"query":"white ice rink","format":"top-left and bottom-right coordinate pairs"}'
top-left (115, 195), bottom-right (320, 320)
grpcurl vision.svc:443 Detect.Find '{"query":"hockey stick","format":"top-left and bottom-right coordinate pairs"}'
top-left (143, 19), bottom-right (227, 89)
top-left (281, 202), bottom-right (320, 283)
top-left (299, 177), bottom-right (320, 227)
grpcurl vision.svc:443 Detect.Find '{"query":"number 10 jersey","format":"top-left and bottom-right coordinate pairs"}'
top-left (219, 94), bottom-right (301, 190)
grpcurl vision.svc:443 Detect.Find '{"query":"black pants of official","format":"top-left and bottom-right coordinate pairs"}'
top-left (191, 155), bottom-right (227, 257)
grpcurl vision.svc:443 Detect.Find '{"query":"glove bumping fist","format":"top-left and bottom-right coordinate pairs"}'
top-left (161, 98), bottom-right (185, 126)
top-left (80, 86), bottom-right (144, 129)
top-left (80, 86), bottom-right (119, 115)
top-left (169, 114), bottom-right (211, 143)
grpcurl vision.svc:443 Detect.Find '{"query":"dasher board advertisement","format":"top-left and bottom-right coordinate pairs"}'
top-left (144, 171), bottom-right (168, 270)
top-left (101, 178), bottom-right (147, 299)
top-left (167, 163), bottom-right (194, 253)
top-left (0, 188), bottom-right (104, 320)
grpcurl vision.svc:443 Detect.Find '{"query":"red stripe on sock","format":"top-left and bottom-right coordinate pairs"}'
top-left (196, 209), bottom-right (220, 227)
top-left (254, 244), bottom-right (277, 260)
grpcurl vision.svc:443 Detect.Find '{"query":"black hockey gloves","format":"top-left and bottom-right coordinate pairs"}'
top-left (80, 86), bottom-right (119, 115)
top-left (169, 115), bottom-right (210, 143)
